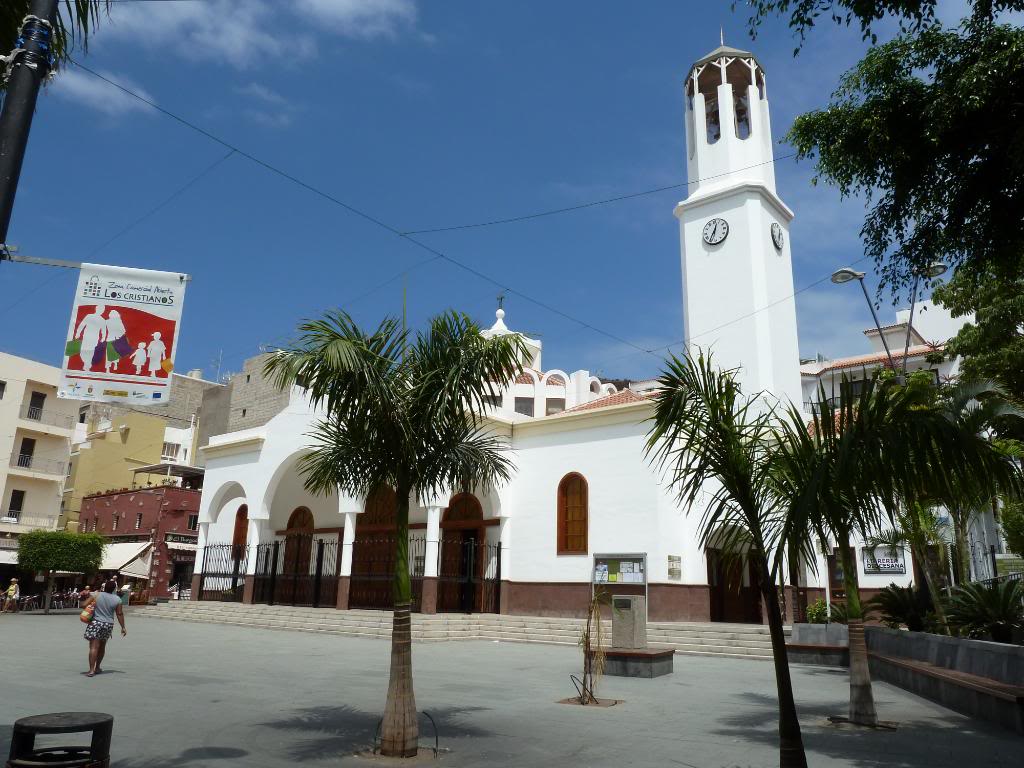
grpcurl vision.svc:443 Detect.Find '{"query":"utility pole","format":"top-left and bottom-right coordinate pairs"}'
top-left (0, 0), bottom-right (59, 251)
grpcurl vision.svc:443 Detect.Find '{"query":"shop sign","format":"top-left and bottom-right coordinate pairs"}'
top-left (862, 546), bottom-right (906, 575)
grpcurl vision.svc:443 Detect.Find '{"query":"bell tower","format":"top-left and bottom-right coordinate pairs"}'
top-left (674, 43), bottom-right (802, 408)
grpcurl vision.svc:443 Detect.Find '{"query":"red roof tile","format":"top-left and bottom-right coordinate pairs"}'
top-left (559, 389), bottom-right (645, 414)
top-left (808, 344), bottom-right (943, 374)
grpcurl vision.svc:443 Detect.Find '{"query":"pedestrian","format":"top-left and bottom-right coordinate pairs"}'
top-left (3, 578), bottom-right (19, 613)
top-left (81, 580), bottom-right (126, 677)
top-left (79, 584), bottom-right (91, 605)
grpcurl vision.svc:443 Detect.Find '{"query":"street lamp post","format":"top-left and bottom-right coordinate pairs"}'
top-left (900, 261), bottom-right (948, 377)
top-left (830, 267), bottom-right (898, 371)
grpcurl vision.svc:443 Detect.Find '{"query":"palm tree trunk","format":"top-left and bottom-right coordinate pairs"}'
top-left (380, 487), bottom-right (418, 758)
top-left (913, 544), bottom-right (949, 632)
top-left (756, 558), bottom-right (807, 768)
top-left (953, 516), bottom-right (971, 583)
top-left (838, 534), bottom-right (878, 726)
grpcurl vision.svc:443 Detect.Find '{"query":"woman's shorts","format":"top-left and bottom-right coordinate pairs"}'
top-left (84, 621), bottom-right (113, 642)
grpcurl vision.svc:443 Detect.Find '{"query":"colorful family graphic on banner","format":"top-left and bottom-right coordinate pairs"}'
top-left (58, 264), bottom-right (188, 405)
top-left (66, 305), bottom-right (173, 377)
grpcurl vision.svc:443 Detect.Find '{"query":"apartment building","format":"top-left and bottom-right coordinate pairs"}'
top-left (0, 352), bottom-right (77, 552)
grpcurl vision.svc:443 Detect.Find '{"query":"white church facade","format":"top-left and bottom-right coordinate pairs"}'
top-left (191, 43), bottom-right (960, 623)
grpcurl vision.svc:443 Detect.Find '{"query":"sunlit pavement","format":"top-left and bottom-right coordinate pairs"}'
top-left (2, 612), bottom-right (1019, 767)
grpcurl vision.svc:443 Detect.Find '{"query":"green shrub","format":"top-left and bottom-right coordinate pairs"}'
top-left (946, 580), bottom-right (1024, 643)
top-left (828, 601), bottom-right (849, 624)
top-left (867, 583), bottom-right (928, 632)
top-left (805, 598), bottom-right (828, 624)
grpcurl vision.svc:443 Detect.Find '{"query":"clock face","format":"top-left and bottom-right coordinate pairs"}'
top-left (702, 218), bottom-right (729, 245)
top-left (771, 222), bottom-right (785, 250)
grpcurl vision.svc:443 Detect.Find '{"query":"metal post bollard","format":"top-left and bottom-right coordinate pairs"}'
top-left (6, 712), bottom-right (113, 768)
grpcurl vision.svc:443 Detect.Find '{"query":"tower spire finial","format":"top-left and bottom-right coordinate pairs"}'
top-left (720, 26), bottom-right (724, 46)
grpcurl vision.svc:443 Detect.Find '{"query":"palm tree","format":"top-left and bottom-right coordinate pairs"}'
top-left (935, 380), bottom-right (1024, 582)
top-left (647, 352), bottom-right (807, 768)
top-left (870, 503), bottom-right (950, 632)
top-left (775, 374), bottom-right (1021, 726)
top-left (2, 1), bottom-right (109, 85)
top-left (265, 310), bottom-right (525, 758)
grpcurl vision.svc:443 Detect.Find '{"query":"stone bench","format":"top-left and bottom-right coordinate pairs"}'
top-left (869, 651), bottom-right (1024, 734)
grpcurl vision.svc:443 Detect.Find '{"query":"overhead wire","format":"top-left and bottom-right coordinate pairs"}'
top-left (68, 60), bottom-right (807, 360)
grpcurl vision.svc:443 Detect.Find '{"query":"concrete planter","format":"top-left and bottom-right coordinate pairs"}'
top-left (790, 623), bottom-right (848, 647)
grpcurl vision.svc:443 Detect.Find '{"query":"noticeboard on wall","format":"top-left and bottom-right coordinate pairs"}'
top-left (862, 546), bottom-right (907, 575)
top-left (593, 553), bottom-right (646, 585)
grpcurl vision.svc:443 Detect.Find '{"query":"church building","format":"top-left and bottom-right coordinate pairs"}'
top-left (191, 43), bottom-right (922, 624)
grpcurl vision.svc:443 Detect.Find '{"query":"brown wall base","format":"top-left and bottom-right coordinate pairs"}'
top-left (242, 575), bottom-right (255, 604)
top-left (189, 573), bottom-right (202, 599)
top-left (420, 577), bottom-right (437, 614)
top-left (502, 581), bottom-right (715, 622)
top-left (336, 576), bottom-right (350, 610)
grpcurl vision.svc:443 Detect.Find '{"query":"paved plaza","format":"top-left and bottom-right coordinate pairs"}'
top-left (2, 612), bottom-right (1020, 767)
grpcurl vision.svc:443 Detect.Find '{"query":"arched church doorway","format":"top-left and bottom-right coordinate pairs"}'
top-left (232, 505), bottom-right (249, 556)
top-left (706, 527), bottom-right (762, 624)
top-left (438, 494), bottom-right (498, 613)
top-left (349, 487), bottom-right (425, 610)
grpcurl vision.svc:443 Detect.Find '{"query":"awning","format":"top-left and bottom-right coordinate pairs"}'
top-left (0, 549), bottom-right (17, 566)
top-left (165, 541), bottom-right (198, 553)
top-left (119, 550), bottom-right (151, 580)
top-left (100, 541), bottom-right (151, 572)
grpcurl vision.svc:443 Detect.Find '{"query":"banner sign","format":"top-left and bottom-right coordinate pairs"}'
top-left (58, 263), bottom-right (187, 406)
top-left (862, 546), bottom-right (907, 575)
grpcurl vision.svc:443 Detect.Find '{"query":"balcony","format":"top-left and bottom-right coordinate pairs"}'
top-left (19, 403), bottom-right (75, 431)
top-left (9, 453), bottom-right (67, 477)
top-left (0, 513), bottom-right (58, 532)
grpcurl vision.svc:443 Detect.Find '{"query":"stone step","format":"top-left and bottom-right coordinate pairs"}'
top-left (134, 603), bottom-right (779, 660)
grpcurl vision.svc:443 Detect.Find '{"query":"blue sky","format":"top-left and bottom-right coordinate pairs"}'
top-left (0, 0), bottom-right (977, 381)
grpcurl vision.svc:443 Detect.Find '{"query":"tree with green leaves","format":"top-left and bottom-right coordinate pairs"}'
top-left (932, 262), bottom-right (1024, 402)
top-left (745, 1), bottom-right (1024, 295)
top-left (2, 1), bottom-right (109, 90)
top-left (16, 529), bottom-right (105, 614)
top-left (1000, 500), bottom-right (1024, 556)
top-left (647, 352), bottom-right (807, 768)
top-left (870, 503), bottom-right (950, 631)
top-left (265, 310), bottom-right (525, 759)
top-left (934, 379), bottom-right (1024, 582)
top-left (774, 374), bottom-right (1020, 725)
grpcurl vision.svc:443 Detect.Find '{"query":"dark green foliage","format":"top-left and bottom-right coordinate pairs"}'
top-left (1, 2), bottom-right (110, 90)
top-left (946, 580), bottom-right (1024, 643)
top-left (827, 600), bottom-right (849, 625)
top-left (932, 261), bottom-right (1024, 402)
top-left (1002, 501), bottom-right (1024, 557)
top-left (16, 529), bottom-right (104, 573)
top-left (783, 19), bottom-right (1024, 294)
top-left (744, 0), bottom-right (1023, 45)
top-left (867, 583), bottom-right (928, 631)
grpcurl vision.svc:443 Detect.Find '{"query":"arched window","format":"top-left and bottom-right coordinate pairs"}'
top-left (557, 473), bottom-right (588, 555)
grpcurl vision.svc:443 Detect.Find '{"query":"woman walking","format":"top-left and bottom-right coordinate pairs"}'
top-left (82, 580), bottom-right (126, 677)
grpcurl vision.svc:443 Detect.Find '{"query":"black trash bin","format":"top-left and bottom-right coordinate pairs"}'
top-left (6, 712), bottom-right (113, 768)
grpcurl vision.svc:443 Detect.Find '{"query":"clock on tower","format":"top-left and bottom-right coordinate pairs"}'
top-left (673, 42), bottom-right (802, 409)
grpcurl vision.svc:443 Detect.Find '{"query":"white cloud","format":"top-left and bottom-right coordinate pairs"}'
top-left (51, 68), bottom-right (155, 117)
top-left (104, 0), bottom-right (418, 69)
top-left (295, 0), bottom-right (416, 38)
top-left (235, 82), bottom-right (289, 106)
top-left (235, 83), bottom-right (297, 129)
top-left (105, 0), bottom-right (314, 69)
top-left (244, 109), bottom-right (293, 129)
